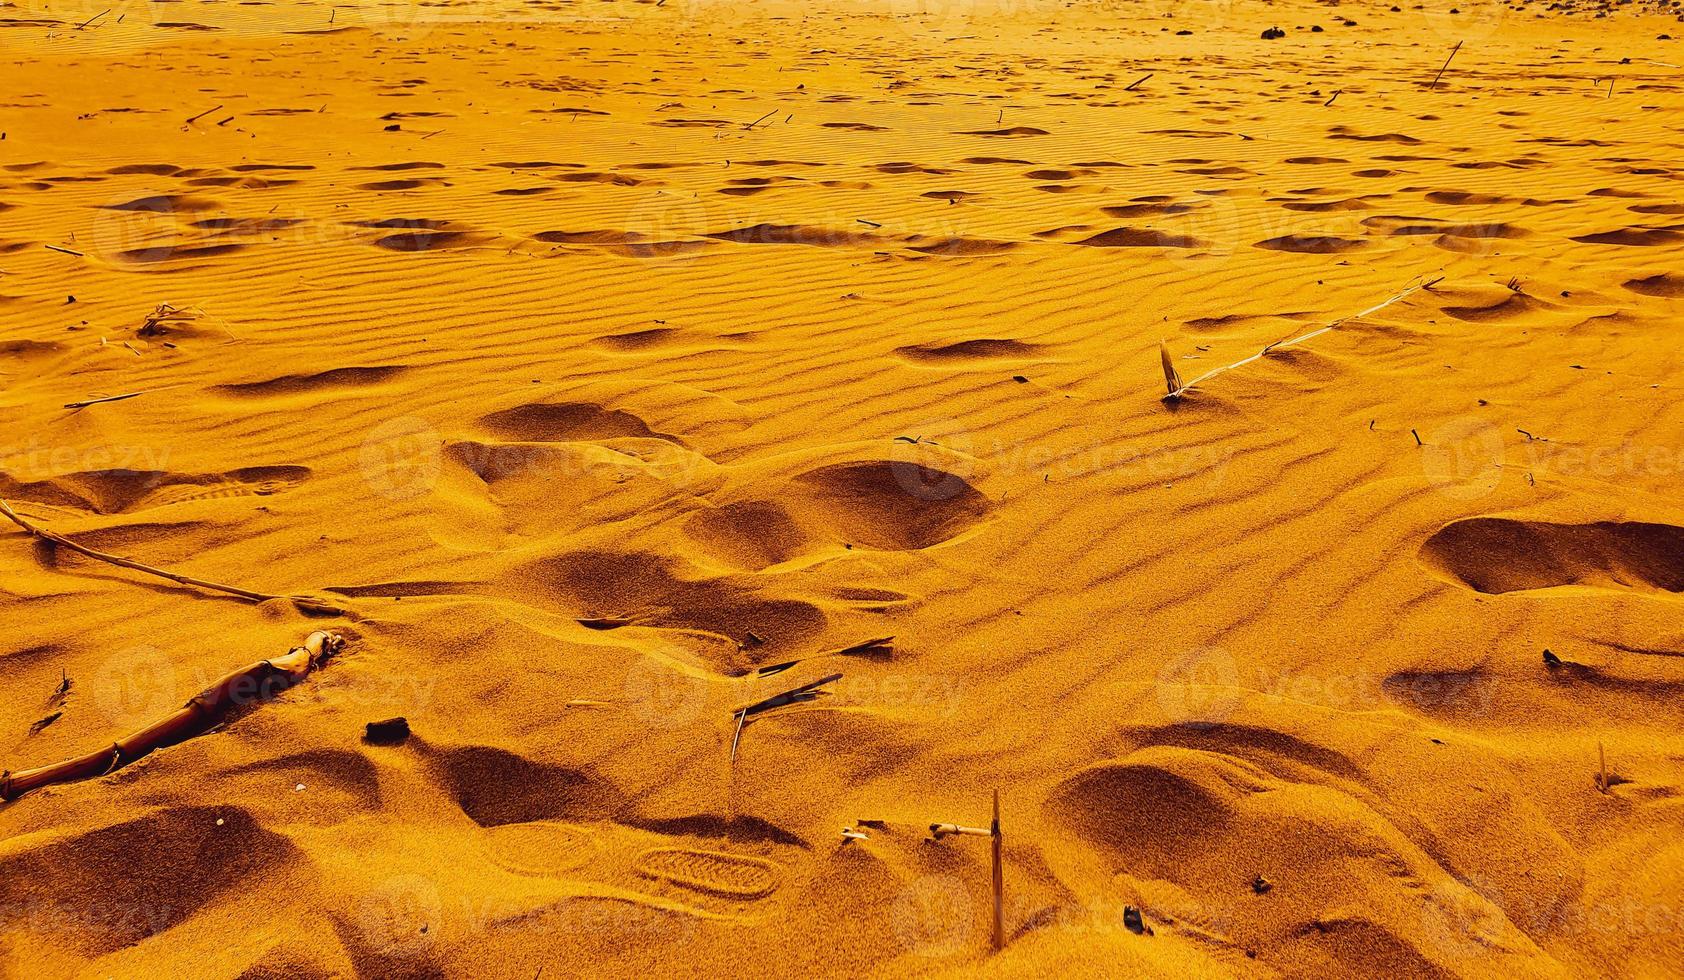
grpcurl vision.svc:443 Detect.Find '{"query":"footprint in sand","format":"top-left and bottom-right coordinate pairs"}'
top-left (485, 822), bottom-right (600, 875)
top-left (634, 847), bottom-right (781, 899)
top-left (0, 465), bottom-right (311, 515)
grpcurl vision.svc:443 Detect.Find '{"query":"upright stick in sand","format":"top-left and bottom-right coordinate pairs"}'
top-left (929, 789), bottom-right (1006, 953)
top-left (991, 789), bottom-right (1004, 953)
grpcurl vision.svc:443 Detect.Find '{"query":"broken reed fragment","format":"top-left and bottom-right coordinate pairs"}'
top-left (1160, 277), bottom-right (1442, 402)
top-left (1, 631), bottom-right (344, 801)
top-left (729, 673), bottom-right (842, 762)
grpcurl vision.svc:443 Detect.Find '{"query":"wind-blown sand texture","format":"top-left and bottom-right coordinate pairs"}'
top-left (2, 0), bottom-right (1683, 975)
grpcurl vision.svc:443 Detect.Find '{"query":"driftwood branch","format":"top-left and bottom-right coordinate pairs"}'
top-left (1, 630), bottom-right (344, 801)
top-left (0, 498), bottom-right (339, 611)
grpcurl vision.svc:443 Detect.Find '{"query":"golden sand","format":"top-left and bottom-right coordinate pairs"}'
top-left (1, 0), bottom-right (1683, 975)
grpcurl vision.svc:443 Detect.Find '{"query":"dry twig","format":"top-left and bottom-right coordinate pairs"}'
top-left (0, 499), bottom-right (339, 611)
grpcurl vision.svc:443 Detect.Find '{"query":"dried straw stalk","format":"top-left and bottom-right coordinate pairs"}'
top-left (0, 498), bottom-right (338, 612)
top-left (1162, 277), bottom-right (1441, 401)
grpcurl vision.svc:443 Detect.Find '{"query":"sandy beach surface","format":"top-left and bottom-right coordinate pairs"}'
top-left (1, 0), bottom-right (1682, 975)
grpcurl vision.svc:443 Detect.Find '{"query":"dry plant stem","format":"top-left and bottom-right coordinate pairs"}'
top-left (728, 672), bottom-right (842, 762)
top-left (0, 631), bottom-right (343, 801)
top-left (991, 789), bottom-right (1004, 953)
top-left (930, 822), bottom-right (991, 837)
top-left (1163, 278), bottom-right (1440, 401)
top-left (1159, 341), bottom-right (1182, 397)
top-left (64, 389), bottom-right (160, 410)
top-left (0, 498), bottom-right (337, 611)
top-left (1430, 40), bottom-right (1463, 90)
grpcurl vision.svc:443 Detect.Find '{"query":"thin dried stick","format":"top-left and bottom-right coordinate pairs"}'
top-left (64, 388), bottom-right (173, 410)
top-left (1429, 40), bottom-right (1463, 90)
top-left (1, 630), bottom-right (343, 801)
top-left (991, 789), bottom-right (1004, 952)
top-left (0, 498), bottom-right (338, 611)
top-left (1162, 277), bottom-right (1441, 402)
top-left (728, 672), bottom-right (841, 762)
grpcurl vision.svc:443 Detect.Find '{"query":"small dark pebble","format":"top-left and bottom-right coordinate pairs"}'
top-left (1252, 875), bottom-right (1273, 894)
top-left (1543, 648), bottom-right (1562, 666)
top-left (1124, 905), bottom-right (1153, 935)
top-left (364, 717), bottom-right (410, 745)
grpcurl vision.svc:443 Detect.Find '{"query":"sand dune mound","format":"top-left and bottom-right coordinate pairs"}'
top-left (504, 550), bottom-right (828, 658)
top-left (431, 744), bottom-right (626, 827)
top-left (0, 806), bottom-right (300, 957)
top-left (1421, 518), bottom-right (1684, 595)
top-left (1076, 227), bottom-right (1208, 248)
top-left (892, 338), bottom-right (1042, 362)
top-left (1045, 746), bottom-right (1545, 976)
top-left (790, 460), bottom-right (991, 551)
top-left (1623, 272), bottom-right (1684, 297)
top-left (476, 401), bottom-right (681, 445)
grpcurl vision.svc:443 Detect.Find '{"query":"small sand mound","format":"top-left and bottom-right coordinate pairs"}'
top-left (476, 401), bottom-right (679, 444)
top-left (504, 549), bottom-right (828, 655)
top-left (213, 366), bottom-right (406, 397)
top-left (893, 338), bottom-right (1041, 362)
top-left (1076, 227), bottom-right (1208, 248)
top-left (791, 460), bottom-right (991, 550)
top-left (705, 223), bottom-right (876, 247)
top-left (0, 806), bottom-right (299, 957)
top-left (1254, 234), bottom-right (1366, 253)
top-left (1420, 518), bottom-right (1684, 595)
top-left (1623, 273), bottom-right (1684, 298)
top-left (1571, 226), bottom-right (1684, 246)
top-left (682, 500), bottom-right (811, 570)
top-left (102, 194), bottom-right (220, 212)
top-left (373, 230), bottom-right (474, 251)
top-left (432, 745), bottom-right (626, 827)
